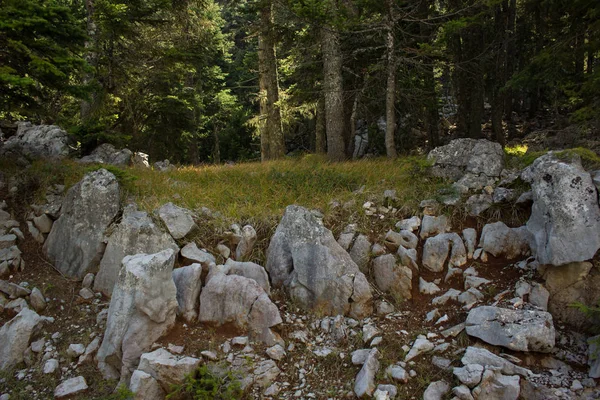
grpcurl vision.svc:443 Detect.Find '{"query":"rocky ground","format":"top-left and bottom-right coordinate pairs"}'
top-left (1, 126), bottom-right (600, 400)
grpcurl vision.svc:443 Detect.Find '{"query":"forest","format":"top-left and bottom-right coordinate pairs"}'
top-left (1, 0), bottom-right (599, 164)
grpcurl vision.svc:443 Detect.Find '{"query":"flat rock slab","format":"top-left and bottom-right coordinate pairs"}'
top-left (0, 308), bottom-right (42, 371)
top-left (157, 202), bottom-right (197, 240)
top-left (54, 376), bottom-right (88, 398)
top-left (465, 306), bottom-right (555, 353)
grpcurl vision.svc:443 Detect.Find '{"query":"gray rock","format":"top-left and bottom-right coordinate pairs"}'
top-left (432, 289), bottom-right (462, 307)
top-left (79, 143), bottom-right (132, 166)
top-left (78, 337), bottom-right (101, 365)
top-left (405, 336), bottom-right (434, 361)
top-left (235, 225), bottom-right (257, 260)
top-left (129, 370), bottom-right (165, 400)
top-left (423, 380), bottom-right (451, 400)
top-left (132, 152), bottom-right (150, 168)
top-left (454, 364), bottom-right (484, 388)
top-left (472, 368), bottom-right (520, 400)
top-left (464, 276), bottom-right (490, 290)
top-left (43, 358), bottom-right (59, 374)
top-left (54, 376), bottom-right (88, 398)
top-left (79, 287), bottom-right (94, 300)
top-left (0, 122), bottom-right (73, 160)
top-left (466, 194), bottom-right (492, 217)
top-left (266, 344), bottom-right (286, 361)
top-left (0, 308), bottom-right (42, 370)
top-left (453, 385), bottom-right (475, 400)
top-left (67, 343), bottom-right (86, 358)
top-left (154, 159), bottom-right (175, 172)
top-left (396, 216), bottom-right (421, 232)
top-left (465, 306), bottom-right (555, 352)
top-left (354, 348), bottom-right (379, 398)
top-left (27, 221), bottom-right (44, 244)
top-left (420, 215), bottom-right (450, 239)
top-left (463, 228), bottom-right (477, 259)
top-left (522, 153), bottom-right (600, 266)
top-left (529, 283), bottom-right (549, 311)
top-left (493, 187), bottom-right (516, 203)
top-left (157, 202), bottom-right (197, 240)
top-left (199, 270), bottom-right (281, 344)
top-left (265, 205), bottom-right (372, 319)
top-left (588, 335), bottom-right (600, 378)
top-left (419, 278), bottom-right (441, 295)
top-left (224, 258), bottom-right (270, 294)
top-left (352, 349), bottom-right (372, 365)
top-left (422, 233), bottom-right (467, 273)
top-left (0, 280), bottom-right (30, 299)
top-left (172, 264), bottom-right (202, 323)
top-left (428, 139), bottom-right (504, 182)
top-left (82, 273), bottom-right (94, 289)
top-left (95, 204), bottom-right (178, 296)
top-left (397, 245), bottom-right (418, 269)
top-left (253, 359), bottom-right (281, 388)
top-left (33, 214), bottom-right (53, 234)
top-left (0, 245), bottom-right (21, 265)
top-left (180, 242), bottom-right (215, 267)
top-left (137, 348), bottom-right (200, 393)
top-left (0, 234), bottom-right (16, 250)
top-left (29, 287), bottom-right (46, 312)
top-left (97, 249), bottom-right (178, 383)
top-left (386, 365), bottom-right (408, 383)
top-left (372, 254), bottom-right (412, 300)
top-left (385, 230), bottom-right (418, 251)
top-left (44, 169), bottom-right (120, 279)
top-left (338, 232), bottom-right (355, 251)
top-left (480, 222), bottom-right (531, 259)
top-left (349, 234), bottom-right (372, 271)
top-left (461, 347), bottom-right (531, 377)
top-left (376, 384), bottom-right (397, 399)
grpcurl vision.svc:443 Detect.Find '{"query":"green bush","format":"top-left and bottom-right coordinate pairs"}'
top-left (167, 365), bottom-right (243, 400)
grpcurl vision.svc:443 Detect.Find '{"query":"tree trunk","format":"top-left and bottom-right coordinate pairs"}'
top-left (213, 125), bottom-right (221, 164)
top-left (321, 25), bottom-right (346, 162)
top-left (385, 0), bottom-right (397, 159)
top-left (504, 0), bottom-right (516, 139)
top-left (81, 0), bottom-right (97, 122)
top-left (491, 2), bottom-right (506, 146)
top-left (258, 1), bottom-right (285, 161)
top-left (315, 96), bottom-right (326, 154)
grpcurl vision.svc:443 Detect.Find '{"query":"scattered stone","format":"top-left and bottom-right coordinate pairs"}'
top-left (423, 380), bottom-right (450, 400)
top-left (132, 152), bottom-right (150, 168)
top-left (349, 234), bottom-right (372, 271)
top-left (0, 122), bottom-right (73, 159)
top-left (54, 376), bottom-right (88, 398)
top-left (43, 359), bottom-right (59, 374)
top-left (129, 369), bottom-right (165, 400)
top-left (376, 301), bottom-right (394, 315)
top-left (362, 324), bottom-right (380, 344)
top-left (396, 216), bottom-right (421, 232)
top-left (156, 202), bottom-right (197, 240)
top-left (466, 194), bottom-right (492, 216)
top-left (588, 335), bottom-right (600, 378)
top-left (465, 306), bottom-right (555, 352)
top-left (373, 254), bottom-right (412, 300)
top-left (461, 347), bottom-right (531, 377)
top-left (432, 289), bottom-right (461, 306)
top-left (180, 242), bottom-right (216, 267)
top-left (137, 348), bottom-right (201, 393)
top-left (0, 234), bottom-right (16, 250)
top-left (32, 214), bottom-right (53, 234)
top-left (0, 308), bottom-right (42, 371)
top-left (235, 225), bottom-right (257, 260)
top-left (480, 222), bottom-right (531, 259)
top-left (422, 232), bottom-right (467, 272)
top-left (472, 368), bottom-right (520, 400)
top-left (385, 230), bottom-right (418, 251)
top-left (441, 323), bottom-right (465, 338)
top-left (78, 337), bottom-right (101, 365)
top-left (405, 336), bottom-right (434, 361)
top-left (354, 348), bottom-right (379, 398)
top-left (386, 365), bottom-right (408, 383)
top-left (529, 283), bottom-right (549, 310)
top-left (216, 243), bottom-right (231, 259)
top-left (420, 215), bottom-right (450, 239)
top-left (82, 273), bottom-right (94, 289)
top-left (453, 385), bottom-right (474, 400)
top-left (44, 169), bottom-right (120, 278)
top-left (419, 278), bottom-right (441, 295)
top-left (266, 344), bottom-right (286, 361)
top-left (454, 364), bottom-right (484, 388)
top-left (67, 343), bottom-right (85, 358)
top-left (28, 287), bottom-right (46, 312)
top-left (464, 276), bottom-right (491, 290)
top-left (79, 288), bottom-right (94, 300)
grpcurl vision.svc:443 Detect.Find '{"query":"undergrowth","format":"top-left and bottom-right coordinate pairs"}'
top-left (167, 365), bottom-right (243, 400)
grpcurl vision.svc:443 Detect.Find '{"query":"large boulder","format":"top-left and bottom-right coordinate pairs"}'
top-left (44, 169), bottom-right (120, 278)
top-left (97, 249), bottom-right (178, 384)
top-left (172, 264), bottom-right (202, 323)
top-left (479, 222), bottom-right (532, 260)
top-left (522, 153), bottom-right (600, 266)
top-left (79, 143), bottom-right (132, 166)
top-left (136, 348), bottom-right (201, 393)
top-left (0, 308), bottom-right (42, 370)
top-left (224, 258), bottom-right (271, 294)
top-left (427, 139), bottom-right (504, 189)
top-left (199, 270), bottom-right (281, 344)
top-left (0, 122), bottom-right (73, 159)
top-left (94, 204), bottom-right (179, 296)
top-left (422, 233), bottom-right (467, 273)
top-left (540, 262), bottom-right (600, 329)
top-left (156, 203), bottom-right (197, 240)
top-left (465, 306), bottom-right (555, 352)
top-left (265, 205), bottom-right (372, 318)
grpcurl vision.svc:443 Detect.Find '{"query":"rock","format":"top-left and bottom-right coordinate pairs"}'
top-left (423, 380), bottom-right (451, 400)
top-left (132, 152), bottom-right (150, 168)
top-left (266, 344), bottom-right (286, 361)
top-left (253, 359), bottom-right (281, 388)
top-left (420, 215), bottom-right (450, 239)
top-left (54, 376), bottom-right (88, 398)
top-left (172, 264), bottom-right (202, 323)
top-left (0, 234), bottom-right (16, 250)
top-left (154, 159), bottom-right (175, 172)
top-left (454, 364), bottom-right (484, 388)
top-left (588, 335), bottom-right (600, 378)
top-left (235, 225), bottom-right (257, 260)
top-left (0, 122), bottom-right (73, 159)
top-left (397, 245), bottom-right (418, 269)
top-left (265, 205), bottom-right (372, 319)
top-left (0, 245), bottom-right (21, 266)
top-left (67, 343), bottom-right (86, 358)
top-left (137, 348), bottom-right (201, 392)
top-left (82, 273), bottom-right (94, 289)
top-left (352, 349), bottom-right (372, 365)
top-left (32, 214), bottom-right (53, 234)
top-left (43, 359), bottom-right (59, 374)
top-left (464, 276), bottom-right (490, 290)
top-left (461, 347), bottom-right (530, 377)
top-left (199, 270), bottom-right (281, 344)
top-left (180, 242), bottom-right (216, 267)
top-left (26, 221), bottom-right (44, 244)
top-left (541, 261), bottom-right (600, 329)
top-left (372, 254), bottom-right (412, 300)
top-left (432, 356), bottom-right (452, 370)
top-left (216, 243), bottom-right (231, 259)
top-left (493, 187), bottom-right (516, 203)
top-left (419, 278), bottom-right (441, 295)
top-left (516, 191), bottom-right (533, 205)
top-left (433, 289), bottom-right (461, 306)
top-left (129, 370), bottom-right (166, 400)
top-left (224, 259), bottom-right (271, 294)
top-left (376, 301), bottom-right (394, 315)
top-left (5, 297), bottom-right (28, 313)
top-left (354, 348), bottom-right (379, 398)
top-left (385, 230), bottom-right (418, 251)
top-left (78, 337), bottom-right (101, 365)
top-left (466, 194), bottom-right (492, 216)
top-left (10, 227), bottom-right (24, 241)
top-left (422, 233), bottom-right (467, 273)
top-left (396, 216), bottom-right (421, 232)
top-left (79, 143), bottom-right (132, 166)
top-left (157, 202), bottom-right (197, 240)
top-left (405, 336), bottom-right (434, 361)
top-left (376, 384), bottom-right (397, 399)
top-left (44, 169), bottom-right (120, 279)
top-left (29, 287), bottom-right (46, 312)
top-left (463, 228), bottom-right (477, 259)
top-left (94, 204), bottom-right (179, 296)
top-left (0, 308), bottom-right (42, 370)
top-left (458, 288), bottom-right (484, 308)
top-left (386, 365), bottom-right (408, 383)
top-left (79, 287), bottom-right (94, 300)
top-left (363, 324), bottom-right (380, 344)
top-left (465, 306), bottom-right (555, 352)
top-left (349, 234), bottom-right (372, 271)
top-left (529, 283), bottom-right (549, 310)
top-left (522, 153), bottom-right (600, 266)
top-left (453, 385), bottom-right (475, 400)
top-left (472, 368), bottom-right (520, 400)
top-left (0, 280), bottom-right (30, 299)
top-left (97, 249), bottom-right (178, 382)
top-left (480, 222), bottom-right (531, 259)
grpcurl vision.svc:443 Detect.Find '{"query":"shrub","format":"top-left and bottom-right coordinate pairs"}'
top-left (167, 365), bottom-right (243, 400)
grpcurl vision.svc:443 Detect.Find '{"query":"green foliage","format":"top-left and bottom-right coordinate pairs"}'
top-left (570, 301), bottom-right (600, 334)
top-left (96, 384), bottom-right (134, 400)
top-left (167, 365), bottom-right (243, 400)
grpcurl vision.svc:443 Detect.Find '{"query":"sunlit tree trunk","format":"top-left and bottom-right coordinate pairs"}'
top-left (315, 96), bottom-right (326, 154)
